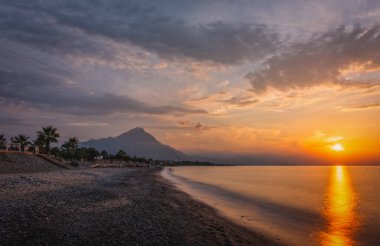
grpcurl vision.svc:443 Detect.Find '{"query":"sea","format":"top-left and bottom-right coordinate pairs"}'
top-left (162, 166), bottom-right (380, 246)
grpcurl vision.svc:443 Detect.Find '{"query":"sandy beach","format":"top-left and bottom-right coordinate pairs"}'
top-left (0, 166), bottom-right (278, 246)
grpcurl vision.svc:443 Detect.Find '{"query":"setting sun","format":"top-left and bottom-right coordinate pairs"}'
top-left (331, 143), bottom-right (345, 152)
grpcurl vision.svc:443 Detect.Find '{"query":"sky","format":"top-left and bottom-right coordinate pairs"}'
top-left (0, 0), bottom-right (379, 164)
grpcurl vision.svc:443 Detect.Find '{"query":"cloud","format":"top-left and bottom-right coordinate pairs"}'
top-left (246, 25), bottom-right (380, 92)
top-left (305, 131), bottom-right (346, 150)
top-left (220, 97), bottom-right (259, 107)
top-left (177, 121), bottom-right (203, 130)
top-left (0, 73), bottom-right (206, 116)
top-left (0, 14), bottom-right (207, 118)
top-left (0, 114), bottom-right (23, 126)
top-left (0, 4), bottom-right (118, 63)
top-left (0, 0), bottom-right (278, 65)
top-left (351, 103), bottom-right (380, 110)
top-left (325, 136), bottom-right (344, 143)
top-left (68, 122), bottom-right (109, 127)
top-left (0, 0), bottom-right (277, 122)
top-left (190, 91), bottom-right (259, 108)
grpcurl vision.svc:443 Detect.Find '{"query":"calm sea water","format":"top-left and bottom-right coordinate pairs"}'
top-left (162, 166), bottom-right (380, 246)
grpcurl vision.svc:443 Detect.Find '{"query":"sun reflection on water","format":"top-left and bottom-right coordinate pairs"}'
top-left (320, 165), bottom-right (360, 246)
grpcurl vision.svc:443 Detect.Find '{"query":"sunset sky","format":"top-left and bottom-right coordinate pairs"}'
top-left (1, 0), bottom-right (379, 164)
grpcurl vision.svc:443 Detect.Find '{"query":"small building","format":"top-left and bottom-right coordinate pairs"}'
top-left (3, 143), bottom-right (39, 154)
top-left (5, 143), bottom-right (21, 152)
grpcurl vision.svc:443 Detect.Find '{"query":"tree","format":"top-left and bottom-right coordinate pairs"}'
top-left (62, 137), bottom-right (79, 159)
top-left (100, 150), bottom-right (112, 160)
top-left (12, 134), bottom-right (31, 151)
top-left (76, 147), bottom-right (99, 161)
top-left (62, 137), bottom-right (79, 153)
top-left (34, 133), bottom-right (46, 153)
top-left (50, 147), bottom-right (62, 157)
top-left (37, 126), bottom-right (60, 154)
top-left (0, 134), bottom-right (6, 149)
top-left (115, 150), bottom-right (130, 161)
top-left (85, 147), bottom-right (100, 161)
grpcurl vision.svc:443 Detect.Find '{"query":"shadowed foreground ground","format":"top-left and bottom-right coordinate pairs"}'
top-left (0, 168), bottom-right (277, 245)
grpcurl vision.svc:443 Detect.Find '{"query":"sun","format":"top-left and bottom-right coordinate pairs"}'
top-left (331, 143), bottom-right (345, 152)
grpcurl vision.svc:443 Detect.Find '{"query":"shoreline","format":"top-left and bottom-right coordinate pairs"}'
top-left (0, 168), bottom-right (279, 245)
top-left (155, 169), bottom-right (280, 246)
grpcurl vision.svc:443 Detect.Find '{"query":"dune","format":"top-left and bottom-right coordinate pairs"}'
top-left (0, 152), bottom-right (64, 174)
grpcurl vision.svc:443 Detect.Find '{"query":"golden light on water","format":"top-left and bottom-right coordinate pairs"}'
top-left (319, 166), bottom-right (360, 246)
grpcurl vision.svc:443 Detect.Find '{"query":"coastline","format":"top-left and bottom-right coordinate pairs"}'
top-left (0, 168), bottom-right (279, 245)
top-left (155, 169), bottom-right (280, 246)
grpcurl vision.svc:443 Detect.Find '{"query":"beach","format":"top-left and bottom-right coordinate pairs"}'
top-left (0, 167), bottom-right (277, 245)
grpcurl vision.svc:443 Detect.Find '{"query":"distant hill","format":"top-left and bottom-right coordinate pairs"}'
top-left (81, 127), bottom-right (188, 161)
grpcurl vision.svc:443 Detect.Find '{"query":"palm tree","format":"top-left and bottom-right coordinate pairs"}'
top-left (37, 126), bottom-right (60, 154)
top-left (34, 133), bottom-right (45, 152)
top-left (0, 134), bottom-right (6, 149)
top-left (12, 134), bottom-right (31, 151)
top-left (62, 137), bottom-right (79, 154)
top-left (62, 137), bottom-right (79, 160)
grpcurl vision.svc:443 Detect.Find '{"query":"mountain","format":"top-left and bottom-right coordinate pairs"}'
top-left (81, 127), bottom-right (188, 161)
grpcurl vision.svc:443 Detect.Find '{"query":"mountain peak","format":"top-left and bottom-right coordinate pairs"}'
top-left (117, 127), bottom-right (146, 137)
top-left (81, 127), bottom-right (187, 160)
top-left (117, 127), bottom-right (157, 143)
top-left (129, 127), bottom-right (146, 134)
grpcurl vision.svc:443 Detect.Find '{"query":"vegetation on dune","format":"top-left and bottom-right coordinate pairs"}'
top-left (3, 127), bottom-right (103, 162)
top-left (12, 134), bottom-right (32, 151)
top-left (115, 150), bottom-right (129, 160)
top-left (1, 127), bottom-right (215, 165)
top-left (51, 144), bottom-right (100, 162)
top-left (37, 126), bottom-right (60, 154)
top-left (62, 137), bottom-right (79, 153)
top-left (34, 133), bottom-right (46, 153)
top-left (0, 134), bottom-right (6, 149)
top-left (61, 137), bottom-right (79, 159)
top-left (77, 147), bottom-right (99, 161)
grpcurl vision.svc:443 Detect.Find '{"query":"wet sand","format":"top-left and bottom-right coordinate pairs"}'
top-left (0, 168), bottom-right (278, 245)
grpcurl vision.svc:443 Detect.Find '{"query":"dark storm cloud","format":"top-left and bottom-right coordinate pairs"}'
top-left (0, 0), bottom-right (214, 118)
top-left (246, 25), bottom-right (380, 92)
top-left (0, 0), bottom-right (278, 65)
top-left (0, 4), bottom-right (117, 62)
